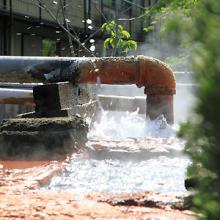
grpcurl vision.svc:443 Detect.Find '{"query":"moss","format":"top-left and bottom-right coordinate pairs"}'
top-left (0, 116), bottom-right (88, 160)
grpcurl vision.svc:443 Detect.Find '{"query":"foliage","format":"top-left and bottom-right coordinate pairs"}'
top-left (101, 20), bottom-right (137, 54)
top-left (164, 51), bottom-right (190, 71)
top-left (143, 0), bottom-right (198, 48)
top-left (179, 0), bottom-right (220, 219)
top-left (144, 0), bottom-right (198, 35)
top-left (142, 0), bottom-right (199, 70)
top-left (42, 38), bottom-right (56, 56)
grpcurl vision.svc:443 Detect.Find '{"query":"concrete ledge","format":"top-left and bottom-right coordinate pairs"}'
top-left (98, 95), bottom-right (146, 114)
top-left (0, 116), bottom-right (88, 160)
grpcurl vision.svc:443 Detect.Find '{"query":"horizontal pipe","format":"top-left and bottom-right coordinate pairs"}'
top-left (0, 83), bottom-right (43, 88)
top-left (0, 88), bottom-right (146, 113)
top-left (0, 56), bottom-right (88, 83)
top-left (0, 88), bottom-right (33, 105)
top-left (0, 56), bottom-right (176, 95)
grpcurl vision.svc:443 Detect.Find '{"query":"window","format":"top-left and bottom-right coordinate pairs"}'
top-left (121, 1), bottom-right (132, 11)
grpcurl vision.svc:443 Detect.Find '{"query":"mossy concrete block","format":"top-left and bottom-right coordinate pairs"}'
top-left (0, 116), bottom-right (88, 160)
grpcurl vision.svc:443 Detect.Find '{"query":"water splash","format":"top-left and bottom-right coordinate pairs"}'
top-left (49, 156), bottom-right (188, 193)
top-left (47, 110), bottom-right (190, 193)
top-left (88, 110), bottom-right (175, 140)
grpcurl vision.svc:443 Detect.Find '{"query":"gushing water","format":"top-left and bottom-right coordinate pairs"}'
top-left (88, 110), bottom-right (175, 139)
top-left (48, 110), bottom-right (190, 193)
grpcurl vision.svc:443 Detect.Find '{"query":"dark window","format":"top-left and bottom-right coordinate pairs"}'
top-left (112, 0), bottom-right (115, 8)
top-left (103, 0), bottom-right (115, 8)
top-left (121, 1), bottom-right (132, 11)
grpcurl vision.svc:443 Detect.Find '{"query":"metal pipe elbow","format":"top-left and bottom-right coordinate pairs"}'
top-left (78, 56), bottom-right (176, 96)
top-left (137, 55), bottom-right (176, 95)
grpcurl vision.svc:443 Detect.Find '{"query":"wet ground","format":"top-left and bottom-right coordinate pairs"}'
top-left (0, 159), bottom-right (196, 220)
top-left (0, 112), bottom-right (196, 219)
top-left (48, 137), bottom-right (189, 193)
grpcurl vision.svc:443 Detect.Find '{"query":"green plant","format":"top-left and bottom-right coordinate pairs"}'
top-left (144, 0), bottom-right (198, 48)
top-left (101, 20), bottom-right (137, 54)
top-left (179, 0), bottom-right (220, 219)
top-left (42, 38), bottom-right (56, 56)
top-left (142, 0), bottom-right (198, 69)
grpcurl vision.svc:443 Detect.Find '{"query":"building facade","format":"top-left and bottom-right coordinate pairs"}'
top-left (0, 0), bottom-right (149, 57)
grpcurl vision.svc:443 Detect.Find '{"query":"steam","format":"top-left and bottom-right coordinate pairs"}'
top-left (94, 28), bottom-right (196, 124)
top-left (174, 83), bottom-right (196, 123)
top-left (96, 83), bottom-right (196, 124)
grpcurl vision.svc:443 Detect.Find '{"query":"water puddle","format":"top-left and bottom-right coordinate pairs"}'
top-left (47, 111), bottom-right (190, 193)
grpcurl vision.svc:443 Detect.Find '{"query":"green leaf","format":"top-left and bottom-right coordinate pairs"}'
top-left (104, 38), bottom-right (111, 49)
top-left (143, 26), bottom-right (154, 32)
top-left (101, 23), bottom-right (107, 30)
top-left (101, 21), bottom-right (137, 53)
top-left (122, 30), bottom-right (130, 39)
top-left (127, 40), bottom-right (137, 50)
top-left (151, 20), bottom-right (158, 25)
top-left (118, 25), bottom-right (124, 31)
top-left (110, 20), bottom-right (115, 27)
top-left (110, 38), bottom-right (116, 48)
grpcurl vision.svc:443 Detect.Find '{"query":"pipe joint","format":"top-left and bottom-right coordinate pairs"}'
top-left (136, 55), bottom-right (176, 95)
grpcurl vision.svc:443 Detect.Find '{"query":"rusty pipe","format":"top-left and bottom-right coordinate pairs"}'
top-left (78, 56), bottom-right (176, 95)
top-left (0, 56), bottom-right (175, 93)
top-left (0, 55), bottom-right (176, 123)
top-left (78, 56), bottom-right (175, 123)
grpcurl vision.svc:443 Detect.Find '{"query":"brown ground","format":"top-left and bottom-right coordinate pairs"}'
top-left (0, 160), bottom-right (197, 220)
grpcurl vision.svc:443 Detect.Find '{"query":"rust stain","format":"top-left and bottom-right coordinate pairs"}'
top-left (0, 98), bottom-right (34, 106)
top-left (0, 160), bottom-right (52, 170)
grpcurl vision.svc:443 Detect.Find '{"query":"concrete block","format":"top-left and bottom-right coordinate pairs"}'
top-left (33, 82), bottom-right (78, 116)
top-left (0, 116), bottom-right (88, 160)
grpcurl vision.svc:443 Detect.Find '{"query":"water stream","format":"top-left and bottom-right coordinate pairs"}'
top-left (47, 110), bottom-right (190, 193)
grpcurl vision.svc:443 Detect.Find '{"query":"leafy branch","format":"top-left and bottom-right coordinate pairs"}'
top-left (101, 20), bottom-right (137, 54)
top-left (143, 0), bottom-right (199, 36)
